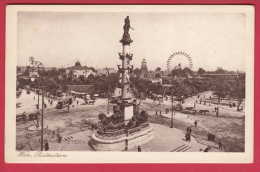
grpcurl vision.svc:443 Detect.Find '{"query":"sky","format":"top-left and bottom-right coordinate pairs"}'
top-left (17, 11), bottom-right (247, 71)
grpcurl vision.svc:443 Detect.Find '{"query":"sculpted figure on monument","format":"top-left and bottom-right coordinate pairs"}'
top-left (124, 16), bottom-right (130, 34)
top-left (121, 16), bottom-right (133, 45)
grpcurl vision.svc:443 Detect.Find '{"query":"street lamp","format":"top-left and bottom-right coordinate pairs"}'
top-left (30, 80), bottom-right (44, 151)
top-left (105, 67), bottom-right (110, 114)
top-left (30, 59), bottom-right (45, 151)
top-left (40, 86), bottom-right (45, 151)
top-left (171, 94), bottom-right (174, 128)
top-left (125, 128), bottom-right (128, 151)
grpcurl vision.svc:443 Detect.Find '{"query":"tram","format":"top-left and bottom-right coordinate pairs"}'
top-left (56, 96), bottom-right (73, 111)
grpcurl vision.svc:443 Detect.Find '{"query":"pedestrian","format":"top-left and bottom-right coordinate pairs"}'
top-left (194, 120), bottom-right (197, 128)
top-left (185, 132), bottom-right (189, 141)
top-left (137, 145), bottom-right (142, 152)
top-left (77, 100), bottom-right (79, 105)
top-left (187, 126), bottom-right (192, 134)
top-left (216, 107), bottom-right (219, 118)
top-left (185, 127), bottom-right (192, 142)
top-left (185, 132), bottom-right (191, 142)
top-left (57, 133), bottom-right (62, 143)
top-left (218, 141), bottom-right (223, 150)
top-left (44, 140), bottom-right (49, 151)
top-left (189, 127), bottom-right (192, 134)
top-left (125, 139), bottom-right (128, 151)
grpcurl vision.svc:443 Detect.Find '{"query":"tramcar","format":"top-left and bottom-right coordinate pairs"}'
top-left (56, 96), bottom-right (73, 110)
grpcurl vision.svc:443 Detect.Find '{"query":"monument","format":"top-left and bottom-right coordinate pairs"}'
top-left (90, 16), bottom-right (153, 151)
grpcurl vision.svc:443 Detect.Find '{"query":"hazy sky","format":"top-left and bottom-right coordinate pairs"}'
top-left (18, 11), bottom-right (247, 71)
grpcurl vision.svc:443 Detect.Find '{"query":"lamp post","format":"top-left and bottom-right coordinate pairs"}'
top-left (125, 128), bottom-right (128, 151)
top-left (105, 67), bottom-right (110, 114)
top-left (37, 65), bottom-right (40, 109)
top-left (30, 75), bottom-right (45, 151)
top-left (41, 87), bottom-right (44, 151)
top-left (171, 93), bottom-right (174, 128)
top-left (31, 59), bottom-right (44, 151)
top-left (37, 89), bottom-right (40, 109)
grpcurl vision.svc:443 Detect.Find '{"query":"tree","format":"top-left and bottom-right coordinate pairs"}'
top-left (171, 68), bottom-right (182, 78)
top-left (170, 80), bottom-right (186, 103)
top-left (133, 68), bottom-right (141, 77)
top-left (182, 67), bottom-right (193, 78)
top-left (212, 78), bottom-right (232, 103)
top-left (155, 67), bottom-right (161, 72)
top-left (197, 68), bottom-right (206, 75)
top-left (230, 75), bottom-right (245, 111)
top-left (94, 73), bottom-right (119, 95)
top-left (87, 73), bottom-right (95, 83)
top-left (215, 67), bottom-right (227, 74)
top-left (42, 77), bottom-right (60, 95)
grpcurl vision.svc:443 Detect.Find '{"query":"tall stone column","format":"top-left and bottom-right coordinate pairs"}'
top-left (118, 16), bottom-right (133, 101)
top-left (118, 16), bottom-right (134, 122)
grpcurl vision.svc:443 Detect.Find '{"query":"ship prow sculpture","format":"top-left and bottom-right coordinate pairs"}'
top-left (90, 16), bottom-right (153, 151)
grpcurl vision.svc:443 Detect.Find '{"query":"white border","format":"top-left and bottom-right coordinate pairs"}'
top-left (5, 5), bottom-right (254, 163)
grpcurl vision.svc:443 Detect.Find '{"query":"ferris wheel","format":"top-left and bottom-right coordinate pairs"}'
top-left (167, 51), bottom-right (193, 72)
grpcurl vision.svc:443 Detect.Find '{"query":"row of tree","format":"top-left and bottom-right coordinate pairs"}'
top-left (131, 72), bottom-right (245, 111)
top-left (17, 65), bottom-right (245, 111)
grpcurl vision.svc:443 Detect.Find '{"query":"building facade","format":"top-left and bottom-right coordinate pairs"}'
top-left (65, 61), bottom-right (96, 79)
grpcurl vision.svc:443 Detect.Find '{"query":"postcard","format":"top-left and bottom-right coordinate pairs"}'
top-left (5, 5), bottom-right (254, 163)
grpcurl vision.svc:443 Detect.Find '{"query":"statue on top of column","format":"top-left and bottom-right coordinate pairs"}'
top-left (120, 16), bottom-right (133, 45)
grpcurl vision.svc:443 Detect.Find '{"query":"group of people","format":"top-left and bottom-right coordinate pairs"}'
top-left (33, 93), bottom-right (57, 110)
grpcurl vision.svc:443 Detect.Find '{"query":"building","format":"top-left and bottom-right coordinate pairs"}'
top-left (138, 58), bottom-right (163, 84)
top-left (139, 58), bottom-right (149, 78)
top-left (65, 61), bottom-right (96, 79)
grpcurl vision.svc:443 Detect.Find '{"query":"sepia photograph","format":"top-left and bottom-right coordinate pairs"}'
top-left (5, 5), bottom-right (254, 163)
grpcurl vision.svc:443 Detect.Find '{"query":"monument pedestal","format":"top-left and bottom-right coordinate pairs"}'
top-left (90, 123), bottom-right (153, 151)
